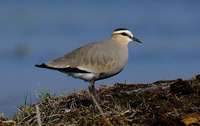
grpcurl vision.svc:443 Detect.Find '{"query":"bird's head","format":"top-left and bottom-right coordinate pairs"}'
top-left (111, 28), bottom-right (142, 44)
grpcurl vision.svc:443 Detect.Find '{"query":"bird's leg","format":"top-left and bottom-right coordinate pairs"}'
top-left (88, 81), bottom-right (105, 117)
top-left (88, 80), bottom-right (99, 113)
top-left (89, 80), bottom-right (96, 98)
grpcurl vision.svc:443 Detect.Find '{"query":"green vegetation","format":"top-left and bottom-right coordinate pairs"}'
top-left (38, 84), bottom-right (56, 100)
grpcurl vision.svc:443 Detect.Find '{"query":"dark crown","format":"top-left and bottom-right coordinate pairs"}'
top-left (114, 28), bottom-right (129, 32)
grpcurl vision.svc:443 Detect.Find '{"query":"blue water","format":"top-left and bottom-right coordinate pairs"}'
top-left (1, 1), bottom-right (200, 118)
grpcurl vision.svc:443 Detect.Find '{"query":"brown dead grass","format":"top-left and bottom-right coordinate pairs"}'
top-left (1, 74), bottom-right (200, 125)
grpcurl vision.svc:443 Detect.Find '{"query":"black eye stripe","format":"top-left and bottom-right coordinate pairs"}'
top-left (121, 32), bottom-right (132, 38)
top-left (121, 33), bottom-right (128, 36)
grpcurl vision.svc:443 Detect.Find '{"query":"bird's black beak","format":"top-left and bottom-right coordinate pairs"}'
top-left (132, 37), bottom-right (142, 43)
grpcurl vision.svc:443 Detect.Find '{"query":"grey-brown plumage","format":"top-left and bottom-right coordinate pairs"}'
top-left (35, 28), bottom-right (142, 111)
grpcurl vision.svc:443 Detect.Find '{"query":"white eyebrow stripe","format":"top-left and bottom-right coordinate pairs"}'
top-left (113, 30), bottom-right (130, 34)
top-left (112, 30), bottom-right (133, 38)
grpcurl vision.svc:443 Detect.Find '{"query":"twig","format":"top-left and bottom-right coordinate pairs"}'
top-left (87, 90), bottom-right (105, 118)
top-left (36, 105), bottom-right (42, 126)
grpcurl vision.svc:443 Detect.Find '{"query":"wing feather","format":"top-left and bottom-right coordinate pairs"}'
top-left (44, 41), bottom-right (117, 73)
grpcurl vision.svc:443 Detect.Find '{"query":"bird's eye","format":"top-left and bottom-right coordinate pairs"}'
top-left (121, 32), bottom-right (128, 36)
top-left (121, 32), bottom-right (132, 39)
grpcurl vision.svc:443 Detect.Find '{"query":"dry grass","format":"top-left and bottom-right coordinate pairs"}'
top-left (1, 74), bottom-right (200, 125)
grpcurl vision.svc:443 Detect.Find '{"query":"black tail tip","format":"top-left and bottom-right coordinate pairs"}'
top-left (35, 64), bottom-right (39, 67)
top-left (35, 63), bottom-right (45, 67)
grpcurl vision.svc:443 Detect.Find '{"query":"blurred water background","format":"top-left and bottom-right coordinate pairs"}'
top-left (0, 1), bottom-right (200, 118)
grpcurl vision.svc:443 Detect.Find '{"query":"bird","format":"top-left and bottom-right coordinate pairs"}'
top-left (35, 28), bottom-right (142, 111)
